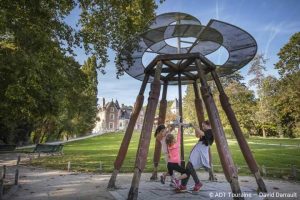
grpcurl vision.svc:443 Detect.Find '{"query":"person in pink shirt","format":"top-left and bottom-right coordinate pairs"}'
top-left (155, 124), bottom-right (176, 185)
top-left (160, 124), bottom-right (187, 186)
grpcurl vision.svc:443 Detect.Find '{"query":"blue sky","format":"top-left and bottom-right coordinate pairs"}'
top-left (65, 0), bottom-right (300, 106)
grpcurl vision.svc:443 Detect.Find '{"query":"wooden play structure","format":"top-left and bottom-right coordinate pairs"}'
top-left (107, 12), bottom-right (267, 200)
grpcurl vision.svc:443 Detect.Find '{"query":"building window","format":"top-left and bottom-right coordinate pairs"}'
top-left (109, 122), bottom-right (113, 129)
top-left (119, 122), bottom-right (122, 127)
top-left (110, 107), bottom-right (114, 112)
top-left (110, 114), bottom-right (114, 120)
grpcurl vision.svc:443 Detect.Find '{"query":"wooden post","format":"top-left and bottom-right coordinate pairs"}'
top-left (195, 59), bottom-right (243, 198)
top-left (193, 81), bottom-right (216, 180)
top-left (67, 161), bottom-right (71, 172)
top-left (2, 166), bottom-right (6, 180)
top-left (0, 165), bottom-right (5, 199)
top-left (0, 178), bottom-right (3, 200)
top-left (291, 165), bottom-right (297, 179)
top-left (14, 155), bottom-right (20, 185)
top-left (99, 161), bottom-right (103, 173)
top-left (193, 82), bottom-right (205, 128)
top-left (178, 73), bottom-right (185, 168)
top-left (211, 70), bottom-right (267, 193)
top-left (128, 61), bottom-right (162, 200)
top-left (150, 82), bottom-right (168, 180)
top-left (107, 75), bottom-right (149, 189)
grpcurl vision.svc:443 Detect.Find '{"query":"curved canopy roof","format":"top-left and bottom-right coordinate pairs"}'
top-left (120, 12), bottom-right (257, 85)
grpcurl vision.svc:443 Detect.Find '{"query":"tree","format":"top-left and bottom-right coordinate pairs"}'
top-left (208, 74), bottom-right (257, 138)
top-left (165, 100), bottom-right (177, 124)
top-left (0, 1), bottom-right (163, 144)
top-left (183, 85), bottom-right (198, 125)
top-left (76, 56), bottom-right (98, 135)
top-left (247, 54), bottom-right (268, 137)
top-left (274, 32), bottom-right (300, 137)
top-left (78, 0), bottom-right (162, 76)
top-left (248, 54), bottom-right (267, 88)
top-left (1, 1), bottom-right (97, 144)
top-left (275, 32), bottom-right (300, 76)
top-left (183, 71), bottom-right (245, 128)
top-left (255, 76), bottom-right (280, 137)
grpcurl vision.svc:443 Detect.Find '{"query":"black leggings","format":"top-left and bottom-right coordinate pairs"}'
top-left (167, 162), bottom-right (186, 176)
top-left (181, 162), bottom-right (200, 186)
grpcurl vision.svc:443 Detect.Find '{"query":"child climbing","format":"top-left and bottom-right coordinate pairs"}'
top-left (176, 120), bottom-right (214, 192)
top-left (160, 124), bottom-right (188, 187)
top-left (154, 123), bottom-right (176, 185)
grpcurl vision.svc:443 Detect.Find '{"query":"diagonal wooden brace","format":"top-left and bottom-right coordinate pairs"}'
top-left (196, 59), bottom-right (243, 199)
top-left (150, 82), bottom-right (168, 181)
top-left (211, 70), bottom-right (267, 193)
top-left (107, 75), bottom-right (149, 190)
top-left (128, 62), bottom-right (162, 200)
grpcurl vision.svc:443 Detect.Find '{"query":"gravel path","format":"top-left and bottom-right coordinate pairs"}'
top-left (1, 153), bottom-right (299, 200)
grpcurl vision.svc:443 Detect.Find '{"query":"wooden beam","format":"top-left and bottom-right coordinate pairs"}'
top-left (182, 71), bottom-right (197, 80)
top-left (145, 53), bottom-right (200, 73)
top-left (197, 53), bottom-right (216, 70)
top-left (193, 82), bottom-right (204, 128)
top-left (107, 74), bottom-right (149, 190)
top-left (128, 61), bottom-right (162, 200)
top-left (160, 65), bottom-right (197, 73)
top-left (211, 70), bottom-right (267, 193)
top-left (165, 72), bottom-right (177, 79)
top-left (196, 59), bottom-right (243, 198)
top-left (180, 58), bottom-right (195, 69)
top-left (162, 60), bottom-right (178, 71)
top-left (193, 81), bottom-right (216, 181)
top-left (168, 76), bottom-right (191, 82)
top-left (178, 73), bottom-right (185, 168)
top-left (150, 82), bottom-right (168, 180)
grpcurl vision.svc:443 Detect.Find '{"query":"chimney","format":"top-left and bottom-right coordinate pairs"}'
top-left (102, 98), bottom-right (105, 107)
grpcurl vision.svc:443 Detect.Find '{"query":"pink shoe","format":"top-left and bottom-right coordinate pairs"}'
top-left (172, 178), bottom-right (180, 187)
top-left (175, 185), bottom-right (187, 192)
top-left (193, 182), bottom-right (203, 192)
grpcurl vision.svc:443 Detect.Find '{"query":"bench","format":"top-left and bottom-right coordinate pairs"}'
top-left (0, 144), bottom-right (16, 153)
top-left (32, 144), bottom-right (64, 157)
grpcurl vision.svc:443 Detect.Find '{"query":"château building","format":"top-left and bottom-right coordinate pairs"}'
top-left (92, 98), bottom-right (144, 134)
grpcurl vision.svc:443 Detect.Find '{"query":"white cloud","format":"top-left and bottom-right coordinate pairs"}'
top-left (264, 22), bottom-right (283, 58)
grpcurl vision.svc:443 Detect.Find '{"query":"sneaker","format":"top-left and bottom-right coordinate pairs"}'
top-left (175, 185), bottom-right (187, 192)
top-left (193, 182), bottom-right (203, 192)
top-left (160, 175), bottom-right (165, 184)
top-left (171, 178), bottom-right (180, 187)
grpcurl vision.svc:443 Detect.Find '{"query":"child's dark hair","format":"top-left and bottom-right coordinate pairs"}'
top-left (154, 124), bottom-right (166, 137)
top-left (165, 134), bottom-right (175, 146)
top-left (202, 120), bottom-right (214, 146)
top-left (203, 132), bottom-right (214, 146)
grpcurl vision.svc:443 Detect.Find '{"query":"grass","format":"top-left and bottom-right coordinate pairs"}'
top-left (29, 132), bottom-right (300, 180)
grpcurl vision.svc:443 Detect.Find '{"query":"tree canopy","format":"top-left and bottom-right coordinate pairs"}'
top-left (0, 0), bottom-right (161, 144)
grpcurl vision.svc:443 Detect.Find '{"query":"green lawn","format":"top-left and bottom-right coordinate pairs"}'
top-left (29, 132), bottom-right (300, 180)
